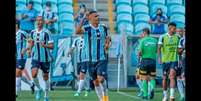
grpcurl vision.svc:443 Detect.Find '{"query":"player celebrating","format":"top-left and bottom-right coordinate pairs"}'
top-left (138, 28), bottom-right (158, 99)
top-left (16, 21), bottom-right (35, 97)
top-left (67, 35), bottom-right (90, 97)
top-left (28, 16), bottom-right (54, 101)
top-left (76, 10), bottom-right (111, 101)
top-left (177, 28), bottom-right (185, 101)
top-left (158, 22), bottom-right (180, 101)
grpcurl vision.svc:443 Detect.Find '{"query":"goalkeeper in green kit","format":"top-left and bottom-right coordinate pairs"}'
top-left (138, 28), bottom-right (158, 100)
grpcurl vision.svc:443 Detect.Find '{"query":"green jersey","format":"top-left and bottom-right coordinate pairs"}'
top-left (158, 33), bottom-right (180, 63)
top-left (139, 36), bottom-right (158, 60)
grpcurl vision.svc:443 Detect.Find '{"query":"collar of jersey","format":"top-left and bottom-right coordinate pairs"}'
top-left (89, 23), bottom-right (100, 29)
top-left (36, 28), bottom-right (44, 33)
top-left (166, 32), bottom-right (175, 38)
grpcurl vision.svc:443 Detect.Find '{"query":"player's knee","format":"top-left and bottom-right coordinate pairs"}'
top-left (97, 76), bottom-right (104, 83)
top-left (93, 79), bottom-right (100, 86)
top-left (79, 72), bottom-right (85, 80)
top-left (43, 73), bottom-right (49, 81)
top-left (31, 69), bottom-right (38, 78)
top-left (16, 69), bottom-right (22, 77)
top-left (169, 70), bottom-right (176, 79)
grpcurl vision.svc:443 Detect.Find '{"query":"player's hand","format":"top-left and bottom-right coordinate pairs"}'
top-left (21, 49), bottom-right (26, 56)
top-left (40, 41), bottom-right (46, 48)
top-left (27, 49), bottom-right (31, 58)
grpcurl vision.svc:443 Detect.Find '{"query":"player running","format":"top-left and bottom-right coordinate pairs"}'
top-left (68, 35), bottom-right (90, 97)
top-left (28, 16), bottom-right (54, 101)
top-left (158, 22), bottom-right (180, 101)
top-left (16, 21), bottom-right (35, 97)
top-left (76, 10), bottom-right (111, 101)
top-left (138, 28), bottom-right (158, 99)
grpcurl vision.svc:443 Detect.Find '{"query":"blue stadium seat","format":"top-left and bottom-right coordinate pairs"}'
top-left (16, 0), bottom-right (27, 5)
top-left (117, 4), bottom-right (132, 14)
top-left (43, 0), bottom-right (57, 5)
top-left (32, 0), bottom-right (42, 5)
top-left (59, 21), bottom-right (74, 35)
top-left (132, 0), bottom-right (148, 6)
top-left (150, 4), bottom-right (167, 16)
top-left (116, 0), bottom-right (131, 6)
top-left (58, 4), bottom-right (73, 14)
top-left (117, 22), bottom-right (134, 34)
top-left (58, 13), bottom-right (74, 23)
top-left (170, 14), bottom-right (185, 28)
top-left (134, 14), bottom-right (150, 25)
top-left (33, 4), bottom-right (43, 13)
top-left (133, 4), bottom-right (149, 15)
top-left (168, 5), bottom-right (185, 15)
top-left (167, 0), bottom-right (183, 6)
top-left (149, 0), bottom-right (165, 5)
top-left (58, 0), bottom-right (73, 5)
top-left (117, 13), bottom-right (132, 24)
top-left (135, 23), bottom-right (151, 34)
top-left (16, 4), bottom-right (26, 15)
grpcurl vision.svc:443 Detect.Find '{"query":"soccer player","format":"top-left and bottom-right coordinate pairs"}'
top-left (67, 35), bottom-right (90, 97)
top-left (20, 1), bottom-right (37, 33)
top-left (39, 1), bottom-right (58, 34)
top-left (28, 16), bottom-right (54, 101)
top-left (16, 21), bottom-right (35, 97)
top-left (158, 22), bottom-right (180, 101)
top-left (177, 28), bottom-right (185, 101)
top-left (76, 10), bottom-right (111, 101)
top-left (138, 28), bottom-right (158, 99)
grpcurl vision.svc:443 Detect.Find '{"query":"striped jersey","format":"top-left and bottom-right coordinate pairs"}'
top-left (16, 29), bottom-right (28, 59)
top-left (30, 28), bottom-right (54, 62)
top-left (72, 36), bottom-right (87, 63)
top-left (178, 36), bottom-right (185, 57)
top-left (82, 23), bottom-right (108, 62)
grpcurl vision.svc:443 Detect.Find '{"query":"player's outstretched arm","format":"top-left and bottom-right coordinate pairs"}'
top-left (75, 18), bottom-right (85, 35)
top-left (157, 44), bottom-right (162, 64)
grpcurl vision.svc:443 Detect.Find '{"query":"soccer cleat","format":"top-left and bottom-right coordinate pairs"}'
top-left (73, 92), bottom-right (80, 97)
top-left (162, 97), bottom-right (168, 101)
top-left (137, 91), bottom-right (143, 97)
top-left (84, 91), bottom-right (88, 97)
top-left (142, 96), bottom-right (148, 100)
top-left (149, 90), bottom-right (154, 99)
top-left (44, 97), bottom-right (49, 101)
top-left (30, 83), bottom-right (35, 94)
top-left (35, 89), bottom-right (42, 100)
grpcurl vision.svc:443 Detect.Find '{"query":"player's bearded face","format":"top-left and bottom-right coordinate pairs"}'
top-left (90, 13), bottom-right (99, 24)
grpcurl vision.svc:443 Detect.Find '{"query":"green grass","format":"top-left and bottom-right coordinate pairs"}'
top-left (16, 87), bottom-right (181, 101)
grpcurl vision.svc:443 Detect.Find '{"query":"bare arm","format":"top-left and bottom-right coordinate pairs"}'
top-left (75, 18), bottom-right (85, 35)
top-left (157, 44), bottom-right (162, 64)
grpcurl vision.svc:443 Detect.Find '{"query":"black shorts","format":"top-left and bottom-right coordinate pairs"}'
top-left (139, 58), bottom-right (156, 77)
top-left (162, 61), bottom-right (178, 77)
top-left (16, 59), bottom-right (26, 70)
top-left (77, 62), bottom-right (89, 74)
top-left (88, 60), bottom-right (108, 80)
top-left (31, 60), bottom-right (50, 73)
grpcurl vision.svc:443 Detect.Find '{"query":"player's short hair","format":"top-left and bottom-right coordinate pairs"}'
top-left (168, 22), bottom-right (177, 27)
top-left (28, 1), bottom-right (34, 5)
top-left (142, 28), bottom-right (150, 35)
top-left (46, 1), bottom-right (51, 7)
top-left (89, 10), bottom-right (97, 15)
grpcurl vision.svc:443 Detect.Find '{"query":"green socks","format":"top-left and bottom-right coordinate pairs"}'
top-left (143, 80), bottom-right (148, 97)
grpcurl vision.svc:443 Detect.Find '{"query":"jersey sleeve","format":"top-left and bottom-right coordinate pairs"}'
top-left (158, 35), bottom-right (164, 45)
top-left (47, 31), bottom-right (54, 44)
top-left (178, 38), bottom-right (184, 48)
top-left (139, 39), bottom-right (143, 52)
top-left (71, 38), bottom-right (78, 48)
